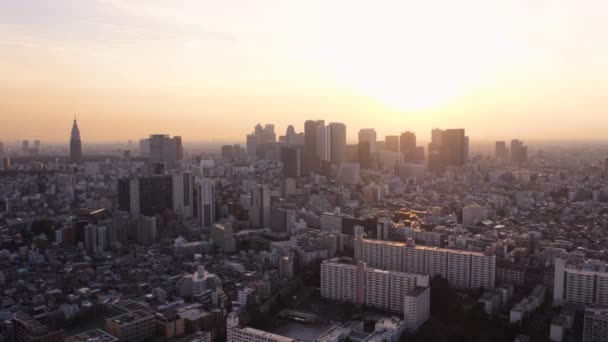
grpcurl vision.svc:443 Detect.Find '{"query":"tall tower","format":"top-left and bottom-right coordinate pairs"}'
top-left (70, 118), bottom-right (83, 164)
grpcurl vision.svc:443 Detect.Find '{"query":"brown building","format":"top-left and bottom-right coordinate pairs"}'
top-left (12, 312), bottom-right (64, 342)
top-left (106, 310), bottom-right (156, 342)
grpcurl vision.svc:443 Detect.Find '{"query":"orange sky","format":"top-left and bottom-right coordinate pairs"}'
top-left (1, 0), bottom-right (607, 143)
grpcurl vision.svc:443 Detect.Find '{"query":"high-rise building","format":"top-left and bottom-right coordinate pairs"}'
top-left (404, 287), bottom-right (431, 332)
top-left (583, 306), bottom-right (608, 342)
top-left (281, 146), bottom-right (301, 178)
top-left (146, 134), bottom-right (183, 167)
top-left (361, 239), bottom-right (496, 290)
top-left (553, 259), bottom-right (608, 307)
top-left (211, 223), bottom-right (236, 253)
top-left (358, 128), bottom-right (376, 168)
top-left (198, 178), bottom-right (216, 228)
top-left (316, 124), bottom-right (331, 162)
top-left (495, 141), bottom-right (508, 160)
top-left (83, 224), bottom-right (107, 254)
top-left (172, 171), bottom-right (194, 219)
top-left (70, 119), bottom-right (83, 164)
top-left (440, 129), bottom-right (466, 167)
top-left (118, 175), bottom-right (173, 216)
top-left (329, 122), bottom-right (347, 165)
top-left (399, 131), bottom-right (416, 162)
top-left (249, 185), bottom-right (271, 228)
top-left (303, 120), bottom-right (324, 174)
top-left (385, 135), bottom-right (399, 153)
top-left (510, 139), bottom-right (528, 164)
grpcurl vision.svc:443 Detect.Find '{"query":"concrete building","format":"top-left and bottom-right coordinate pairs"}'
top-left (553, 259), bottom-right (608, 307)
top-left (329, 122), bottom-right (346, 165)
top-left (210, 223), bottom-right (236, 253)
top-left (198, 178), bottom-right (216, 228)
top-left (12, 312), bottom-right (64, 342)
top-left (171, 171), bottom-right (194, 219)
top-left (106, 310), bottom-right (156, 342)
top-left (249, 185), bottom-right (271, 229)
top-left (361, 239), bottom-right (495, 289)
top-left (403, 287), bottom-right (431, 332)
top-left (227, 312), bottom-right (296, 342)
top-left (583, 306), bottom-right (608, 342)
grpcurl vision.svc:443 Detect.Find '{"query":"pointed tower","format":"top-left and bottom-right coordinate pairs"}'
top-left (70, 118), bottom-right (82, 164)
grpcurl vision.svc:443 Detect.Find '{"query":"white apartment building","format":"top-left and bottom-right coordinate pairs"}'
top-left (360, 239), bottom-right (496, 290)
top-left (553, 259), bottom-right (608, 307)
top-left (404, 287), bottom-right (431, 332)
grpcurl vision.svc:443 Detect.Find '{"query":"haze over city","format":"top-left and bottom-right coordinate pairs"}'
top-left (2, 0), bottom-right (608, 143)
top-left (3, 2), bottom-right (608, 342)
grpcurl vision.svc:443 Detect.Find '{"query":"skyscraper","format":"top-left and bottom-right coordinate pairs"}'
top-left (495, 141), bottom-right (507, 160)
top-left (329, 122), bottom-right (346, 165)
top-left (303, 120), bottom-right (324, 174)
top-left (199, 178), bottom-right (216, 228)
top-left (510, 139), bottom-right (528, 164)
top-left (70, 119), bottom-right (82, 164)
top-left (281, 146), bottom-right (302, 178)
top-left (400, 131), bottom-right (416, 162)
top-left (147, 134), bottom-right (183, 167)
top-left (250, 185), bottom-right (271, 228)
top-left (440, 129), bottom-right (466, 167)
top-left (385, 135), bottom-right (399, 153)
top-left (358, 129), bottom-right (377, 169)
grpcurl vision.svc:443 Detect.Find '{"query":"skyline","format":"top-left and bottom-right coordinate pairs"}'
top-left (2, 0), bottom-right (608, 142)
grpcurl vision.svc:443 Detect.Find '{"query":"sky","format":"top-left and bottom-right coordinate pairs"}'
top-left (1, 0), bottom-right (607, 144)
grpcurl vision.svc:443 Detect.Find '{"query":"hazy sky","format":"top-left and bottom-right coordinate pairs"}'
top-left (1, 0), bottom-right (607, 143)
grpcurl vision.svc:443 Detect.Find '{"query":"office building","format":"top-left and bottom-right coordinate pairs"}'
top-left (303, 120), bottom-right (324, 174)
top-left (199, 178), bottom-right (216, 228)
top-left (142, 134), bottom-right (183, 167)
top-left (70, 119), bottom-right (82, 164)
top-left (440, 129), bottom-right (466, 167)
top-left (511, 139), bottom-right (528, 164)
top-left (281, 146), bottom-right (301, 178)
top-left (495, 141), bottom-right (508, 160)
top-left (583, 306), bottom-right (608, 342)
top-left (119, 175), bottom-right (173, 216)
top-left (249, 185), bottom-right (271, 228)
top-left (358, 128), bottom-right (376, 168)
top-left (83, 224), bottom-right (107, 254)
top-left (403, 287), bottom-right (431, 332)
top-left (316, 124), bottom-right (331, 162)
top-left (329, 122), bottom-right (347, 165)
top-left (172, 171), bottom-right (194, 219)
top-left (137, 215), bottom-right (158, 244)
top-left (211, 223), bottom-right (236, 253)
top-left (399, 131), bottom-right (416, 162)
top-left (385, 135), bottom-right (399, 153)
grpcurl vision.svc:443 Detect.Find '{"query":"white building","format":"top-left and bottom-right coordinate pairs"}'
top-left (403, 287), bottom-right (431, 332)
top-left (553, 259), bottom-right (608, 307)
top-left (227, 312), bottom-right (296, 342)
top-left (361, 239), bottom-right (496, 290)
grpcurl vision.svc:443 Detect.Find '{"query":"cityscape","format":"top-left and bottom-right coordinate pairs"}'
top-left (2, 1), bottom-right (608, 342)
